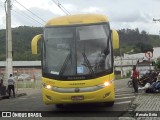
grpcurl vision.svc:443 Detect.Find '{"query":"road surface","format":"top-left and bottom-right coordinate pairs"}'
top-left (0, 79), bottom-right (136, 120)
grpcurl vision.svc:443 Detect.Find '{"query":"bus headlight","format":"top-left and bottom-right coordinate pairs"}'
top-left (104, 81), bottom-right (110, 86)
top-left (97, 80), bottom-right (113, 88)
top-left (43, 83), bottom-right (52, 90)
top-left (46, 85), bottom-right (52, 89)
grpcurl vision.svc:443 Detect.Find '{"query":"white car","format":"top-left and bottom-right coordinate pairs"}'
top-left (18, 74), bottom-right (31, 80)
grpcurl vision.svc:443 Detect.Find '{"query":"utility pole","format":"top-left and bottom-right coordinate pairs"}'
top-left (120, 48), bottom-right (123, 78)
top-left (6, 0), bottom-right (13, 80)
top-left (153, 18), bottom-right (160, 38)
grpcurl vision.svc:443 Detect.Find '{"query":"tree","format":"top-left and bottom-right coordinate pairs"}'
top-left (135, 42), bottom-right (153, 53)
top-left (156, 57), bottom-right (160, 69)
top-left (0, 26), bottom-right (42, 61)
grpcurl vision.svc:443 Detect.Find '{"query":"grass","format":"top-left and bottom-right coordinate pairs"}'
top-left (115, 74), bottom-right (122, 80)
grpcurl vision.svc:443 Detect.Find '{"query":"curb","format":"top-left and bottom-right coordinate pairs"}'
top-left (118, 98), bottom-right (138, 120)
top-left (0, 95), bottom-right (9, 100)
top-left (118, 117), bottom-right (136, 120)
top-left (16, 93), bottom-right (27, 97)
top-left (0, 93), bottom-right (27, 100)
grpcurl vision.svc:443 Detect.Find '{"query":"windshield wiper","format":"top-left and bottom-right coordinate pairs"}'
top-left (59, 53), bottom-right (71, 75)
top-left (102, 31), bottom-right (111, 57)
top-left (82, 52), bottom-right (95, 75)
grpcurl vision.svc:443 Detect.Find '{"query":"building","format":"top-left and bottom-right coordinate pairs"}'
top-left (0, 61), bottom-right (41, 79)
top-left (114, 47), bottom-right (160, 77)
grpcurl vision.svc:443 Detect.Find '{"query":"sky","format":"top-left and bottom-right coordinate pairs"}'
top-left (0, 0), bottom-right (160, 35)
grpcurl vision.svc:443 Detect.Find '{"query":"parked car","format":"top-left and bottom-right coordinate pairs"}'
top-left (18, 74), bottom-right (31, 81)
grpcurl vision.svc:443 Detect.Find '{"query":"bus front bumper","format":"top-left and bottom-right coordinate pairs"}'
top-left (42, 85), bottom-right (115, 105)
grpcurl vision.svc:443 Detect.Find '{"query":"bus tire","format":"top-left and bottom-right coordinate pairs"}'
top-left (55, 104), bottom-right (64, 108)
top-left (103, 101), bottom-right (114, 107)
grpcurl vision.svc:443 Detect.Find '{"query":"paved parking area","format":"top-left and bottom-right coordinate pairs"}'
top-left (16, 88), bottom-right (41, 96)
top-left (119, 93), bottom-right (160, 120)
top-left (1, 80), bottom-right (160, 120)
top-left (133, 94), bottom-right (160, 120)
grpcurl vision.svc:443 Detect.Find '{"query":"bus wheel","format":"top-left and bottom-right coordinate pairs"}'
top-left (103, 101), bottom-right (114, 107)
top-left (55, 104), bottom-right (64, 108)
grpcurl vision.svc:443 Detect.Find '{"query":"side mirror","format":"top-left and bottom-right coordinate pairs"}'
top-left (31, 34), bottom-right (42, 54)
top-left (112, 29), bottom-right (119, 49)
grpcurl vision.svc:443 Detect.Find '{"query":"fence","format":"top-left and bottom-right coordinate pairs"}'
top-left (16, 78), bottom-right (42, 89)
top-left (0, 67), bottom-right (42, 89)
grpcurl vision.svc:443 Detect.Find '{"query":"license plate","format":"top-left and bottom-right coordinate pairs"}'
top-left (71, 96), bottom-right (84, 101)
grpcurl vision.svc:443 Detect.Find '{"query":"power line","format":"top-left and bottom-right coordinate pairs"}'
top-left (58, 2), bottom-right (71, 15)
top-left (12, 10), bottom-right (43, 25)
top-left (12, 4), bottom-right (43, 25)
top-left (12, 7), bottom-right (43, 26)
top-left (51, 0), bottom-right (71, 15)
top-left (51, 0), bottom-right (68, 15)
top-left (14, 0), bottom-right (46, 22)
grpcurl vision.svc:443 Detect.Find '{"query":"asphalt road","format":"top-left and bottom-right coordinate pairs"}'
top-left (0, 78), bottom-right (135, 120)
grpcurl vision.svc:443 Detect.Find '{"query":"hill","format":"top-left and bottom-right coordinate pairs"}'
top-left (115, 28), bottom-right (160, 56)
top-left (0, 26), bottom-right (42, 61)
top-left (0, 26), bottom-right (159, 60)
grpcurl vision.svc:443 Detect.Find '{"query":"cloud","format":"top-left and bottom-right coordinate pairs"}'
top-left (110, 10), bottom-right (151, 23)
top-left (11, 7), bottom-right (57, 27)
top-left (82, 6), bottom-right (104, 14)
top-left (0, 16), bottom-right (6, 29)
top-left (62, 3), bottom-right (77, 14)
top-left (0, 4), bottom-right (6, 29)
top-left (153, 0), bottom-right (160, 2)
top-left (11, 3), bottom-right (79, 27)
top-left (0, 0), bottom-right (160, 35)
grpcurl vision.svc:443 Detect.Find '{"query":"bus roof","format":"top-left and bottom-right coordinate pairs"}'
top-left (45, 14), bottom-right (109, 27)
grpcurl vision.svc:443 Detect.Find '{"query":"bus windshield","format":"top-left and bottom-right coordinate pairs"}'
top-left (43, 23), bottom-right (112, 80)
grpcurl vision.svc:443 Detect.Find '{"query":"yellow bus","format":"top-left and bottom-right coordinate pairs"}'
top-left (31, 14), bottom-right (119, 108)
